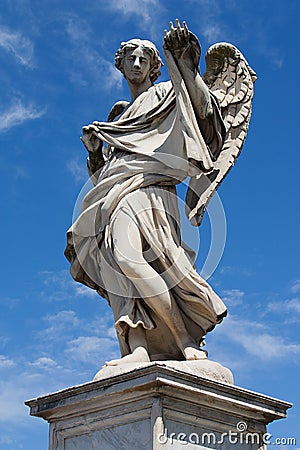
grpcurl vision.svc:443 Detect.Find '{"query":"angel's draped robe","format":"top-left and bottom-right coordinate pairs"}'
top-left (65, 49), bottom-right (227, 360)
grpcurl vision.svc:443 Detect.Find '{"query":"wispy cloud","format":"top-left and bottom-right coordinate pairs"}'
top-left (0, 26), bottom-right (35, 68)
top-left (202, 24), bottom-right (223, 43)
top-left (40, 309), bottom-right (80, 342)
top-left (0, 378), bottom-right (32, 422)
top-left (107, 0), bottom-right (160, 24)
top-left (291, 280), bottom-right (300, 294)
top-left (28, 356), bottom-right (59, 370)
top-left (74, 284), bottom-right (99, 298)
top-left (185, 0), bottom-right (226, 45)
top-left (66, 336), bottom-right (118, 363)
top-left (0, 362), bottom-right (79, 423)
top-left (221, 289), bottom-right (245, 306)
top-left (67, 157), bottom-right (89, 183)
top-left (186, 0), bottom-right (284, 71)
top-left (0, 355), bottom-right (15, 368)
top-left (0, 310), bottom-right (118, 426)
top-left (219, 265), bottom-right (255, 277)
top-left (214, 315), bottom-right (300, 362)
top-left (38, 269), bottom-right (99, 302)
top-left (34, 275), bottom-right (119, 361)
top-left (105, 0), bottom-right (165, 39)
top-left (268, 298), bottom-right (300, 315)
top-left (45, 309), bottom-right (80, 328)
top-left (0, 100), bottom-right (45, 133)
top-left (64, 15), bottom-right (123, 91)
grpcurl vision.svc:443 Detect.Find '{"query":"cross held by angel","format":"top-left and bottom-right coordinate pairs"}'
top-left (65, 20), bottom-right (256, 369)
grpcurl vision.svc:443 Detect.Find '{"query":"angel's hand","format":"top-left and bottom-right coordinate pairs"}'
top-left (164, 19), bottom-right (191, 60)
top-left (81, 125), bottom-right (103, 153)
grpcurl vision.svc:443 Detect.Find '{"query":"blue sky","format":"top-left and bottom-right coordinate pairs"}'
top-left (0, 0), bottom-right (299, 448)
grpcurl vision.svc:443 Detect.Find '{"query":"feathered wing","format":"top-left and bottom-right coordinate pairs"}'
top-left (186, 42), bottom-right (257, 226)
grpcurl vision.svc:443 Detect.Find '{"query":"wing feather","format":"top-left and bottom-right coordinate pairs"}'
top-left (186, 42), bottom-right (256, 226)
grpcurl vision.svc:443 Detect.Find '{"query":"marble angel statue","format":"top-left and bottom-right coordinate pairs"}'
top-left (65, 20), bottom-right (256, 368)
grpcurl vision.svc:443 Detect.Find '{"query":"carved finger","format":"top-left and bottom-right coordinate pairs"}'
top-left (91, 130), bottom-right (100, 139)
top-left (169, 20), bottom-right (175, 31)
top-left (183, 21), bottom-right (189, 38)
top-left (175, 18), bottom-right (183, 42)
top-left (164, 30), bottom-right (171, 48)
top-left (82, 127), bottom-right (95, 136)
top-left (81, 133), bottom-right (90, 141)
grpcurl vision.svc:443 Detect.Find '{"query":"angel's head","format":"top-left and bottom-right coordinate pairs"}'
top-left (115, 39), bottom-right (163, 84)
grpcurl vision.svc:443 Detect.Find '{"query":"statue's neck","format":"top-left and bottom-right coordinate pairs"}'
top-left (127, 79), bottom-right (153, 101)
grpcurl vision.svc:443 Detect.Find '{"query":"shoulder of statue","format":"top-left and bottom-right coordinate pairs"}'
top-left (107, 101), bottom-right (130, 122)
top-left (154, 80), bottom-right (173, 98)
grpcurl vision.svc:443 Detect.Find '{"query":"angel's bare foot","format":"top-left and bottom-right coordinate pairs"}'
top-left (183, 343), bottom-right (208, 360)
top-left (103, 346), bottom-right (150, 367)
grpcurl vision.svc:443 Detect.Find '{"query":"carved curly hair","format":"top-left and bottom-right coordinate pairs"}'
top-left (115, 39), bottom-right (163, 83)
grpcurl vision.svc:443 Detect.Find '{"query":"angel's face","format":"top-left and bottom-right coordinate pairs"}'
top-left (123, 47), bottom-right (151, 85)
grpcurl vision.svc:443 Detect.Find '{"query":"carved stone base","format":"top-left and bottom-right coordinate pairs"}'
top-left (25, 363), bottom-right (291, 450)
top-left (94, 359), bottom-right (234, 385)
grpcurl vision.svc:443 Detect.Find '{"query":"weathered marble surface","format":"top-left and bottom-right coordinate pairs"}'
top-left (26, 364), bottom-right (291, 450)
top-left (64, 21), bottom-right (256, 367)
top-left (94, 359), bottom-right (234, 385)
top-left (64, 421), bottom-right (151, 450)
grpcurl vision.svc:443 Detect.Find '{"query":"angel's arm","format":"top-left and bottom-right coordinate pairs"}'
top-left (163, 20), bottom-right (213, 120)
top-left (81, 101), bottom-right (129, 183)
top-left (81, 126), bottom-right (104, 183)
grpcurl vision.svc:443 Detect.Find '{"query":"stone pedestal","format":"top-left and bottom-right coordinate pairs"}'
top-left (25, 362), bottom-right (291, 449)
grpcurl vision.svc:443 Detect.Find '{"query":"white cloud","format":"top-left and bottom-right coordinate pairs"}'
top-left (65, 17), bottom-right (89, 43)
top-left (38, 270), bottom-right (83, 302)
top-left (0, 381), bottom-right (29, 422)
top-left (42, 310), bottom-right (79, 340)
top-left (107, 326), bottom-right (117, 339)
top-left (221, 289), bottom-right (245, 306)
top-left (74, 284), bottom-right (99, 298)
top-left (107, 0), bottom-right (160, 23)
top-left (185, 0), bottom-right (225, 45)
top-left (268, 298), bottom-right (300, 315)
top-left (106, 63), bottom-right (124, 90)
top-left (38, 269), bottom-right (101, 302)
top-left (66, 336), bottom-right (118, 363)
top-left (0, 365), bottom-right (83, 423)
top-left (64, 15), bottom-right (123, 91)
top-left (29, 357), bottom-right (58, 369)
top-left (202, 24), bottom-right (223, 43)
top-left (46, 310), bottom-right (79, 325)
top-left (291, 280), bottom-right (300, 294)
top-left (0, 355), bottom-right (15, 368)
top-left (39, 269), bottom-right (70, 288)
top-left (0, 26), bottom-right (35, 67)
top-left (67, 157), bottom-right (89, 183)
top-left (241, 333), bottom-right (300, 360)
top-left (271, 56), bottom-right (284, 69)
top-left (0, 100), bottom-right (45, 133)
top-left (213, 315), bottom-right (300, 361)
